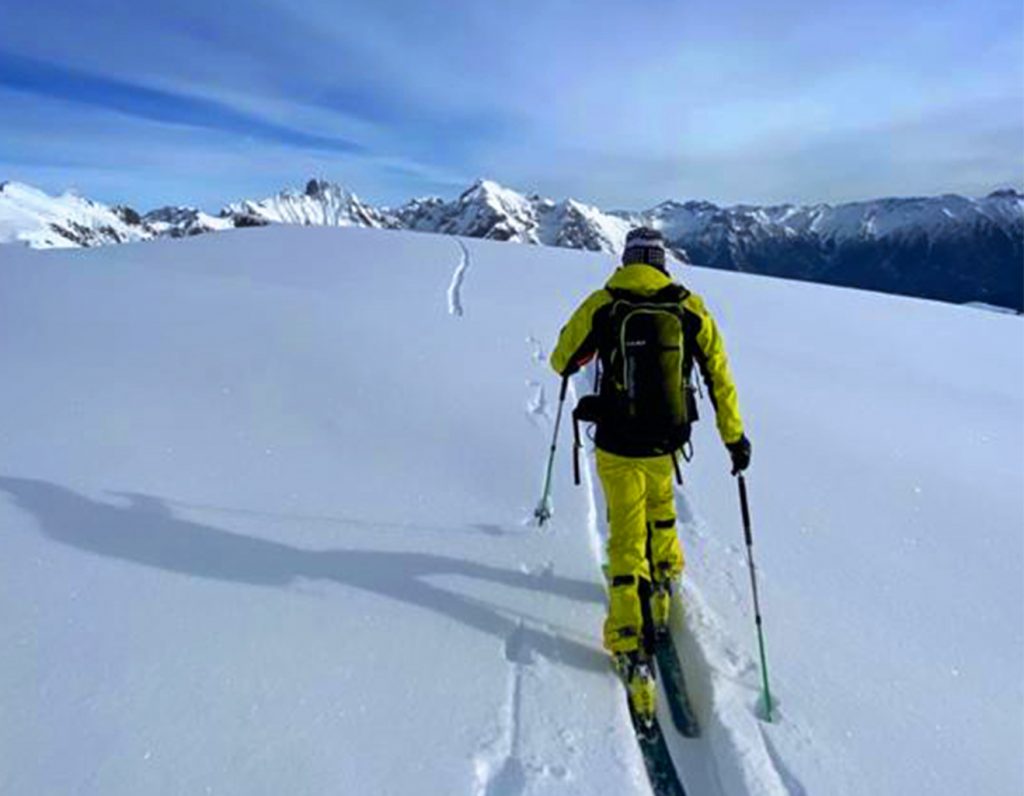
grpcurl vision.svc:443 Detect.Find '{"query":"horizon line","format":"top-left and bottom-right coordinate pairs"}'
top-left (3, 174), bottom-right (1022, 216)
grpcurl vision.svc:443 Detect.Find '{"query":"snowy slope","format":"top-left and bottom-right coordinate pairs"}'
top-left (0, 230), bottom-right (640, 796)
top-left (0, 181), bottom-right (154, 248)
top-left (1, 228), bottom-right (1021, 796)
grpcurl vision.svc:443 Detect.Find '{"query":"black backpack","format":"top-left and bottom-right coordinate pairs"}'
top-left (574, 284), bottom-right (698, 459)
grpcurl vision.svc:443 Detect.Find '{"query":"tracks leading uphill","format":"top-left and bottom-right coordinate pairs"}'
top-left (448, 239), bottom-right (471, 317)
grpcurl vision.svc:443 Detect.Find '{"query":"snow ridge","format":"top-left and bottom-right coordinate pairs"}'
top-left (142, 206), bottom-right (232, 238)
top-left (5, 178), bottom-right (1020, 256)
top-left (396, 180), bottom-right (635, 254)
top-left (224, 179), bottom-right (393, 229)
top-left (3, 177), bottom-right (1021, 309)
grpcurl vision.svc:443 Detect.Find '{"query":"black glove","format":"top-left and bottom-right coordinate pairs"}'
top-left (726, 435), bottom-right (752, 474)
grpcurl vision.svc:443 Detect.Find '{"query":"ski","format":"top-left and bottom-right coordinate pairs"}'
top-left (626, 704), bottom-right (688, 796)
top-left (603, 566), bottom-right (689, 794)
top-left (654, 633), bottom-right (701, 738)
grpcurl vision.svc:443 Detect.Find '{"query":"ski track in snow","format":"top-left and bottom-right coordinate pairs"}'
top-left (571, 366), bottom-right (791, 796)
top-left (568, 376), bottom-right (604, 571)
top-left (525, 335), bottom-right (547, 364)
top-left (4, 223), bottom-right (1019, 796)
top-left (473, 624), bottom-right (529, 796)
top-left (670, 488), bottom-right (796, 796)
top-left (473, 621), bottom-right (574, 796)
top-left (476, 357), bottom-right (578, 793)
top-left (473, 336), bottom-right (583, 794)
top-left (524, 338), bottom-right (552, 424)
top-left (448, 239), bottom-right (471, 317)
top-left (524, 380), bottom-right (551, 425)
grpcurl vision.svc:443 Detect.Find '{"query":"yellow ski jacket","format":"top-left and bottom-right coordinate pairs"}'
top-left (550, 262), bottom-right (745, 449)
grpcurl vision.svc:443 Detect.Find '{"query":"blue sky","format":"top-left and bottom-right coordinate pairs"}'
top-left (1, 0), bottom-right (1021, 210)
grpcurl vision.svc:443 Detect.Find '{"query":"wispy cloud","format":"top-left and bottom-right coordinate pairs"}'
top-left (0, 51), bottom-right (365, 155)
top-left (1, 0), bottom-right (1020, 207)
top-left (0, 86), bottom-right (464, 210)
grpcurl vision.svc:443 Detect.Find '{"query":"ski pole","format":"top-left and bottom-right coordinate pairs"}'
top-left (737, 473), bottom-right (774, 721)
top-left (572, 412), bottom-right (582, 486)
top-left (534, 375), bottom-right (569, 526)
top-left (671, 451), bottom-right (683, 485)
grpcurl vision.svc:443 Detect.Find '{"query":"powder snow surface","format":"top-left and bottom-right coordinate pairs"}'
top-left (0, 227), bottom-right (1021, 796)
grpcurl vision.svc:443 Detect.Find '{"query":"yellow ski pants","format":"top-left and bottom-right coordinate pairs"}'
top-left (596, 448), bottom-right (685, 653)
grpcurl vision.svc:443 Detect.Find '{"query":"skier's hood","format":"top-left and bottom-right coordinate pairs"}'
top-left (605, 262), bottom-right (674, 296)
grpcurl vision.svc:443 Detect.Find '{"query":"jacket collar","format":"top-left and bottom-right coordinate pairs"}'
top-left (605, 263), bottom-right (673, 295)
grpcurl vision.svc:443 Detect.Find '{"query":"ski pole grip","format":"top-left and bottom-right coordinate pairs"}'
top-left (738, 475), bottom-right (753, 546)
top-left (559, 374), bottom-right (569, 402)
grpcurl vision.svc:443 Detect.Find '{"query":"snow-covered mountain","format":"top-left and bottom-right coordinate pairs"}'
top-left (142, 206), bottom-right (233, 239)
top-left (393, 179), bottom-right (636, 254)
top-left (2, 177), bottom-right (1021, 310)
top-left (0, 181), bottom-right (155, 248)
top-left (224, 178), bottom-right (394, 229)
top-left (630, 191), bottom-right (1024, 310)
top-left (393, 182), bottom-right (1024, 310)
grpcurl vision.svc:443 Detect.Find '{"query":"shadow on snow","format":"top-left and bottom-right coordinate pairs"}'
top-left (0, 475), bottom-right (608, 675)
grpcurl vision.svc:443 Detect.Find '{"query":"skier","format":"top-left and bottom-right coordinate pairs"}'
top-left (549, 226), bottom-right (751, 724)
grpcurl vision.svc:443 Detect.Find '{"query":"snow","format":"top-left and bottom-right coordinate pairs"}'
top-left (539, 199), bottom-right (632, 254)
top-left (643, 192), bottom-right (1024, 246)
top-left (224, 180), bottom-right (389, 228)
top-left (1, 226), bottom-right (1022, 796)
top-left (965, 301), bottom-right (1021, 315)
top-left (0, 181), bottom-right (152, 248)
top-left (143, 206), bottom-right (233, 237)
top-left (446, 179), bottom-right (542, 242)
top-left (671, 273), bottom-right (1024, 795)
top-left (2, 178), bottom-right (1021, 315)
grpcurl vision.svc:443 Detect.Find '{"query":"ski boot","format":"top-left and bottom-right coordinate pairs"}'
top-left (650, 579), bottom-right (672, 639)
top-left (614, 651), bottom-right (657, 732)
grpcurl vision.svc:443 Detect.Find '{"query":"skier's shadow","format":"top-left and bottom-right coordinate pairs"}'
top-left (0, 476), bottom-right (608, 674)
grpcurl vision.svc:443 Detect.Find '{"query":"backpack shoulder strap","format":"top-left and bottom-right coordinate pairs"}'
top-left (651, 282), bottom-right (690, 305)
top-left (606, 283), bottom-right (690, 305)
top-left (605, 286), bottom-right (635, 303)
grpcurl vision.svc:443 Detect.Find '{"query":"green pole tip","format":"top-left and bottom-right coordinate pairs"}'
top-left (756, 690), bottom-right (777, 723)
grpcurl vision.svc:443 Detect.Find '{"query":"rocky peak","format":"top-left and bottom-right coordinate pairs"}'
top-left (113, 205), bottom-right (143, 226)
top-left (304, 178), bottom-right (331, 198)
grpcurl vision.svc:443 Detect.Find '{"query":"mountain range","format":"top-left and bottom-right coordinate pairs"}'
top-left (1, 177), bottom-right (1021, 311)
